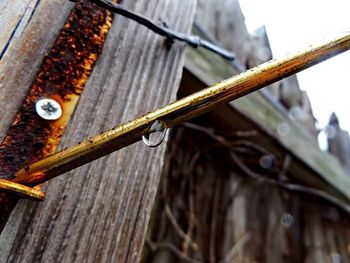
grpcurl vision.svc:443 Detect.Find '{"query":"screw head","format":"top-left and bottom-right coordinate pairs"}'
top-left (35, 98), bottom-right (62, 120)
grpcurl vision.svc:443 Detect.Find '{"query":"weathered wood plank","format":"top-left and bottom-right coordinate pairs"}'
top-left (0, 0), bottom-right (196, 261)
top-left (184, 46), bottom-right (350, 201)
top-left (195, 0), bottom-right (252, 65)
top-left (327, 113), bottom-right (350, 173)
top-left (0, 0), bottom-right (75, 142)
top-left (144, 106), bottom-right (350, 262)
top-left (195, 0), bottom-right (319, 139)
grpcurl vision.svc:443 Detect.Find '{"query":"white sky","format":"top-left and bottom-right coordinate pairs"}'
top-left (239, 0), bottom-right (350, 148)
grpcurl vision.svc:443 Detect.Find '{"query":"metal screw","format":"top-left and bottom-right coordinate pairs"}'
top-left (35, 98), bottom-right (62, 120)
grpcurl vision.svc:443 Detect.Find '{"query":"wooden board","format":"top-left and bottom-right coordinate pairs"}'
top-left (195, 0), bottom-right (252, 65)
top-left (0, 0), bottom-right (196, 261)
top-left (144, 123), bottom-right (350, 262)
top-left (184, 46), bottom-right (350, 201)
top-left (0, 0), bottom-right (74, 141)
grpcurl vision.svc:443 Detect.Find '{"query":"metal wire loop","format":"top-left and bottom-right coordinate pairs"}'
top-left (88, 0), bottom-right (235, 60)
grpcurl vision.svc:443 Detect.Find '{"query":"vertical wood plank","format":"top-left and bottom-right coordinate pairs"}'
top-left (0, 0), bottom-right (197, 262)
top-left (304, 213), bottom-right (329, 263)
top-left (195, 0), bottom-right (252, 66)
top-left (0, 0), bottom-right (75, 141)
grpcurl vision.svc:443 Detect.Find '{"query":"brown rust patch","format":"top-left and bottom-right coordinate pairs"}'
top-left (0, 0), bottom-right (115, 231)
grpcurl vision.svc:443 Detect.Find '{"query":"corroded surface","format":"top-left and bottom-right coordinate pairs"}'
top-left (11, 31), bottom-right (350, 190)
top-left (0, 0), bottom-right (197, 261)
top-left (0, 1), bottom-right (111, 179)
top-left (0, 0), bottom-right (113, 231)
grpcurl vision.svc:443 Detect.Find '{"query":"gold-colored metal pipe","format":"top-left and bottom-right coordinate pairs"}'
top-left (0, 179), bottom-right (45, 201)
top-left (11, 31), bottom-right (350, 188)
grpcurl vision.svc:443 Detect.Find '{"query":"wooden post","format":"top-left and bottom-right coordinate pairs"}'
top-left (0, 0), bottom-right (196, 261)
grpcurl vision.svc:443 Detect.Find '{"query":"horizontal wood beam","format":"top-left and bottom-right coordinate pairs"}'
top-left (184, 44), bottom-right (350, 201)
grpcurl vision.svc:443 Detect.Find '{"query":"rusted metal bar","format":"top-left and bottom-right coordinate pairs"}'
top-left (9, 31), bottom-right (350, 188)
top-left (0, 1), bottom-right (112, 180)
top-left (0, 0), bottom-right (116, 230)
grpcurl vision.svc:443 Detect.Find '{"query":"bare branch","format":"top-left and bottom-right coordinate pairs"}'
top-left (145, 240), bottom-right (201, 263)
top-left (219, 232), bottom-right (251, 263)
top-left (230, 151), bottom-right (350, 214)
top-left (164, 204), bottom-right (200, 252)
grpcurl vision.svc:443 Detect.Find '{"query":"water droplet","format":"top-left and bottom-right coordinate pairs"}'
top-left (142, 128), bottom-right (169, 148)
top-left (289, 106), bottom-right (302, 120)
top-left (277, 123), bottom-right (290, 137)
top-left (281, 213), bottom-right (294, 228)
top-left (259, 155), bottom-right (274, 169)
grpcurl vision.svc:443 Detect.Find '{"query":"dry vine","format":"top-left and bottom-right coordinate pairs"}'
top-left (142, 121), bottom-right (350, 262)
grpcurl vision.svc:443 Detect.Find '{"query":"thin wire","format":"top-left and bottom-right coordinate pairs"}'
top-left (193, 22), bottom-right (244, 72)
top-left (86, 0), bottom-right (236, 61)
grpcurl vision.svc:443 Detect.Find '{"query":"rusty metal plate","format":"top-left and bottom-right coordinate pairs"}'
top-left (0, 0), bottom-right (115, 232)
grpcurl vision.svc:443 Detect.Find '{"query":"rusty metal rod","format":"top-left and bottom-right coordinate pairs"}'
top-left (11, 31), bottom-right (350, 188)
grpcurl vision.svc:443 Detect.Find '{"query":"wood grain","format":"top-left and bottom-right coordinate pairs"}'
top-left (0, 0), bottom-right (196, 261)
top-left (195, 0), bottom-right (252, 66)
top-left (184, 42), bottom-right (350, 201)
top-left (143, 0), bottom-right (350, 261)
top-left (144, 112), bottom-right (350, 262)
top-left (0, 0), bottom-right (75, 142)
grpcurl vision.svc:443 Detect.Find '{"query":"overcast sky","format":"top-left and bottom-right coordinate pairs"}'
top-left (239, 0), bottom-right (350, 148)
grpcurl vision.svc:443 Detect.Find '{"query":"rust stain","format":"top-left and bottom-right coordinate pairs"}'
top-left (0, 0), bottom-right (114, 231)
